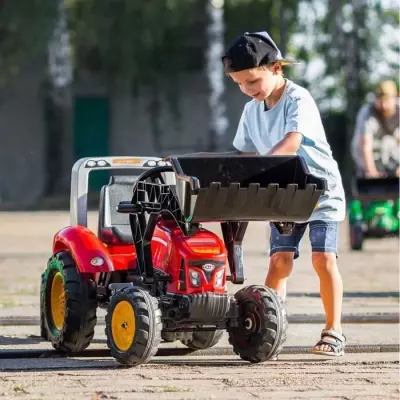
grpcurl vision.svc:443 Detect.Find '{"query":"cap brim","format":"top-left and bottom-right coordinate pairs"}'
top-left (278, 59), bottom-right (301, 65)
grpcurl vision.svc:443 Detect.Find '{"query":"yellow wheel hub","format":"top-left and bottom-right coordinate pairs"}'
top-left (50, 272), bottom-right (66, 330)
top-left (111, 300), bottom-right (136, 351)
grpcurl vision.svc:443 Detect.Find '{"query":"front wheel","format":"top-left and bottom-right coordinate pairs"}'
top-left (105, 287), bottom-right (162, 366)
top-left (227, 285), bottom-right (287, 363)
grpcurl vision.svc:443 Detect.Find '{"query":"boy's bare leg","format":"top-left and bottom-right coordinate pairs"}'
top-left (311, 252), bottom-right (343, 352)
top-left (265, 252), bottom-right (295, 300)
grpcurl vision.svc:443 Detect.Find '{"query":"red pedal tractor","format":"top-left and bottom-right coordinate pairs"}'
top-left (40, 155), bottom-right (325, 366)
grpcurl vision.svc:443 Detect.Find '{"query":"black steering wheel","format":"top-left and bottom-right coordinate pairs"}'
top-left (135, 165), bottom-right (173, 185)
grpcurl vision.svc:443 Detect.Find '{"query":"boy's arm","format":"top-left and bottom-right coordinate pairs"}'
top-left (360, 134), bottom-right (383, 177)
top-left (353, 105), bottom-right (383, 177)
top-left (267, 132), bottom-right (302, 155)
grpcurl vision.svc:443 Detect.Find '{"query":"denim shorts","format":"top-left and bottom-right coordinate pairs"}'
top-left (269, 221), bottom-right (339, 259)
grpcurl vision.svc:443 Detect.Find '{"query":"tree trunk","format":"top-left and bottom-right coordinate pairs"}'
top-left (205, 0), bottom-right (228, 152)
top-left (46, 0), bottom-right (73, 195)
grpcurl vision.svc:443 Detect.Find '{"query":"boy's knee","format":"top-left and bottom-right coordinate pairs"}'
top-left (270, 252), bottom-right (294, 274)
top-left (312, 252), bottom-right (337, 273)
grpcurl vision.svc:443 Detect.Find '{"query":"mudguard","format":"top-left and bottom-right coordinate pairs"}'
top-left (53, 226), bottom-right (114, 273)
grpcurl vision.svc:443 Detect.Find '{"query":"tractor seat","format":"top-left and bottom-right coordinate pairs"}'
top-left (98, 175), bottom-right (138, 245)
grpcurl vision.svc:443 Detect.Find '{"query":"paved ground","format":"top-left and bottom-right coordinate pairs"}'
top-left (0, 212), bottom-right (399, 399)
top-left (1, 353), bottom-right (399, 400)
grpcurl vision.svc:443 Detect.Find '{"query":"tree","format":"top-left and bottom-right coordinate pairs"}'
top-left (205, 0), bottom-right (228, 151)
top-left (292, 0), bottom-right (399, 190)
top-left (0, 0), bottom-right (57, 85)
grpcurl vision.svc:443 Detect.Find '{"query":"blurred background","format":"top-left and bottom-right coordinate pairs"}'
top-left (0, 0), bottom-right (398, 210)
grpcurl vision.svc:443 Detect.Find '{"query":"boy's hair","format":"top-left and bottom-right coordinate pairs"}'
top-left (222, 62), bottom-right (284, 76)
top-left (375, 80), bottom-right (398, 99)
top-left (222, 31), bottom-right (299, 74)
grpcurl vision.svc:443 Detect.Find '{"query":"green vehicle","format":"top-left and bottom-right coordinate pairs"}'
top-left (349, 177), bottom-right (399, 250)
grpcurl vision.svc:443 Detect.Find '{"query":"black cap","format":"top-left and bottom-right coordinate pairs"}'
top-left (222, 31), bottom-right (299, 73)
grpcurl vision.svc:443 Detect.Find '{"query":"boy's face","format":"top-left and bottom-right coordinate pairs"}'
top-left (374, 96), bottom-right (397, 118)
top-left (229, 64), bottom-right (280, 101)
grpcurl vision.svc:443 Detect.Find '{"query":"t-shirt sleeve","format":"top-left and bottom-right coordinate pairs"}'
top-left (284, 96), bottom-right (327, 145)
top-left (354, 105), bottom-right (380, 138)
top-left (284, 97), bottom-right (316, 137)
top-left (233, 106), bottom-right (258, 153)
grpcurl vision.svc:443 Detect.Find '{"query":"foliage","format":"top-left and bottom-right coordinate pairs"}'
top-left (225, 0), bottom-right (300, 58)
top-left (291, 0), bottom-right (399, 191)
top-left (293, 0), bottom-right (399, 116)
top-left (0, 0), bottom-right (57, 84)
top-left (67, 0), bottom-right (205, 91)
top-left (0, 0), bottom-right (306, 91)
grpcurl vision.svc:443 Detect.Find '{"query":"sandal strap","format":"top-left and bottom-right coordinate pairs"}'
top-left (321, 329), bottom-right (346, 343)
top-left (315, 338), bottom-right (344, 353)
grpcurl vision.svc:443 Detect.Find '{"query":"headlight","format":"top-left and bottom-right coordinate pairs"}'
top-left (90, 257), bottom-right (105, 266)
top-left (214, 268), bottom-right (225, 287)
top-left (189, 269), bottom-right (201, 287)
top-left (85, 159), bottom-right (110, 168)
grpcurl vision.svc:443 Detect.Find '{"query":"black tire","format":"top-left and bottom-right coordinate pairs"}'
top-left (105, 287), bottom-right (162, 366)
top-left (227, 285), bottom-right (287, 363)
top-left (41, 251), bottom-right (97, 352)
top-left (161, 332), bottom-right (177, 343)
top-left (350, 222), bottom-right (364, 251)
top-left (39, 274), bottom-right (48, 340)
top-left (180, 330), bottom-right (224, 350)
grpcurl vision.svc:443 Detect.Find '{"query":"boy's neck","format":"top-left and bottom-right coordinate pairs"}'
top-left (264, 76), bottom-right (286, 110)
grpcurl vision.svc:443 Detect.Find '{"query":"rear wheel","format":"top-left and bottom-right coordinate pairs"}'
top-left (39, 274), bottom-right (48, 340)
top-left (106, 287), bottom-right (162, 366)
top-left (41, 251), bottom-right (97, 352)
top-left (349, 222), bottom-right (364, 251)
top-left (180, 330), bottom-right (224, 350)
top-left (161, 332), bottom-right (177, 343)
top-left (227, 285), bottom-right (287, 363)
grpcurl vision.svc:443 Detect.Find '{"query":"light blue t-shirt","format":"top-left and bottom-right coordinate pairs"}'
top-left (233, 79), bottom-right (346, 222)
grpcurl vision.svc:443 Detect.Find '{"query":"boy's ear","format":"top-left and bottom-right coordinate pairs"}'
top-left (273, 62), bottom-right (282, 75)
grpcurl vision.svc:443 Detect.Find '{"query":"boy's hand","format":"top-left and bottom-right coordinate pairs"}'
top-left (365, 168), bottom-right (386, 178)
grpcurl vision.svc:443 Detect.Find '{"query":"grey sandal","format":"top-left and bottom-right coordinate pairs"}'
top-left (312, 329), bottom-right (346, 356)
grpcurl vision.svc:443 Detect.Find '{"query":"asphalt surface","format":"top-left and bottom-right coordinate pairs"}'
top-left (0, 212), bottom-right (399, 399)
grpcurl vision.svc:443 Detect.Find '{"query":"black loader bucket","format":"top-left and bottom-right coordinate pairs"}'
top-left (170, 155), bottom-right (327, 223)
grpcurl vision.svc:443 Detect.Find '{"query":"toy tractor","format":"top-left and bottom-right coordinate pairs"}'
top-left (349, 176), bottom-right (399, 250)
top-left (40, 155), bottom-right (326, 366)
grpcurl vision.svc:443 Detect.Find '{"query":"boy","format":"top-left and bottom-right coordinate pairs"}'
top-left (351, 79), bottom-right (399, 178)
top-left (168, 31), bottom-right (347, 356)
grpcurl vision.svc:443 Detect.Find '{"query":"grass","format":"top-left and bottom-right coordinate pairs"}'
top-left (163, 386), bottom-right (181, 392)
top-left (0, 299), bottom-right (18, 308)
top-left (13, 287), bottom-right (39, 296)
top-left (14, 385), bottom-right (27, 393)
top-left (0, 284), bottom-right (39, 299)
top-left (140, 386), bottom-right (191, 393)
